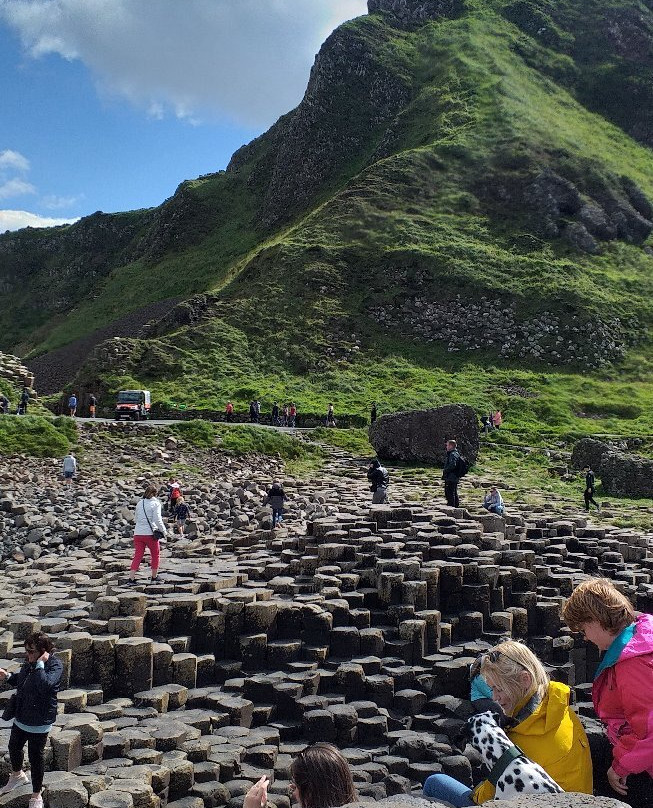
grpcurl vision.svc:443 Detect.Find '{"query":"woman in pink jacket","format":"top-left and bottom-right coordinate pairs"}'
top-left (563, 578), bottom-right (653, 808)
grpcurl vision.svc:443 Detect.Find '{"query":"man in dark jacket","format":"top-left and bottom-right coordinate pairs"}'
top-left (0, 631), bottom-right (63, 808)
top-left (583, 465), bottom-right (600, 512)
top-left (443, 439), bottom-right (461, 507)
top-left (264, 480), bottom-right (286, 527)
top-left (367, 459), bottom-right (389, 503)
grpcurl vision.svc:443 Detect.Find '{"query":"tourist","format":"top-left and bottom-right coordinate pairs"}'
top-left (225, 401), bottom-right (234, 422)
top-left (68, 392), bottom-right (77, 417)
top-left (272, 402), bottom-right (280, 426)
top-left (480, 414), bottom-right (489, 434)
top-left (289, 402), bottom-right (297, 427)
top-left (128, 484), bottom-right (166, 584)
top-left (62, 450), bottom-right (77, 489)
top-left (0, 632), bottom-right (64, 808)
top-left (493, 410), bottom-right (503, 428)
top-left (18, 387), bottom-right (29, 415)
top-left (326, 403), bottom-right (336, 427)
top-left (166, 477), bottom-right (182, 516)
top-left (244, 743), bottom-right (357, 808)
top-left (367, 458), bottom-right (389, 503)
top-left (424, 641), bottom-right (592, 805)
top-left (174, 496), bottom-right (190, 535)
top-left (483, 486), bottom-right (504, 515)
top-left (249, 400), bottom-right (257, 423)
top-left (0, 392), bottom-right (9, 414)
top-left (282, 404), bottom-right (289, 426)
top-left (263, 480), bottom-right (286, 527)
top-left (370, 402), bottom-right (377, 423)
top-left (442, 439), bottom-right (461, 508)
top-left (583, 465), bottom-right (601, 512)
top-left (562, 578), bottom-right (653, 807)
top-left (88, 394), bottom-right (97, 418)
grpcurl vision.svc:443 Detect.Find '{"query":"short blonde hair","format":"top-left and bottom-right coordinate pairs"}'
top-left (562, 578), bottom-right (635, 634)
top-left (480, 641), bottom-right (549, 715)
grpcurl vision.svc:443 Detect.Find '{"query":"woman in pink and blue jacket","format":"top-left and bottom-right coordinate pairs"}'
top-left (563, 578), bottom-right (653, 808)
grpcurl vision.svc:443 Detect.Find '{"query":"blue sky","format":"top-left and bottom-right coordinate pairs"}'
top-left (0, 0), bottom-right (367, 232)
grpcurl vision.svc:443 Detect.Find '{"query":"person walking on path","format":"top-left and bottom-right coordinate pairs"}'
top-left (443, 439), bottom-right (461, 508)
top-left (263, 480), bottom-right (287, 527)
top-left (483, 486), bottom-right (504, 515)
top-left (0, 631), bottom-right (64, 808)
top-left (370, 403), bottom-right (377, 424)
top-left (423, 641), bottom-right (592, 805)
top-left (62, 451), bottom-right (77, 489)
top-left (289, 402), bottom-right (297, 427)
top-left (583, 465), bottom-right (601, 512)
top-left (282, 404), bottom-right (289, 426)
top-left (88, 394), bottom-right (97, 418)
top-left (0, 393), bottom-right (9, 414)
top-left (562, 578), bottom-right (653, 807)
top-left (272, 402), bottom-right (280, 426)
top-left (225, 401), bottom-right (234, 422)
top-left (367, 459), bottom-right (389, 503)
top-left (326, 403), bottom-right (336, 427)
top-left (249, 400), bottom-right (257, 423)
top-left (128, 484), bottom-right (166, 584)
top-left (174, 496), bottom-right (190, 535)
top-left (67, 393), bottom-right (77, 417)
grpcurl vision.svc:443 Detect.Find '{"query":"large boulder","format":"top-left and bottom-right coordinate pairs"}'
top-left (600, 452), bottom-right (653, 498)
top-left (369, 405), bottom-right (479, 464)
top-left (570, 438), bottom-right (612, 472)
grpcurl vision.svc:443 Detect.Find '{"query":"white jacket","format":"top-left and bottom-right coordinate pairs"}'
top-left (134, 497), bottom-right (166, 536)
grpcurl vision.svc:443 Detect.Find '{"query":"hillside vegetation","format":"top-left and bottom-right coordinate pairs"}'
top-left (2, 0), bottom-right (653, 441)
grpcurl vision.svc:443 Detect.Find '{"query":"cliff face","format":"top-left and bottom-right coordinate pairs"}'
top-left (0, 0), bottom-right (652, 397)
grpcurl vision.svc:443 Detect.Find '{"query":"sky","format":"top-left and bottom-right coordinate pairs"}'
top-left (0, 0), bottom-right (368, 232)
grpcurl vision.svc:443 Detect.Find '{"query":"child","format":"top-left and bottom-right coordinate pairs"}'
top-left (263, 480), bottom-right (286, 527)
top-left (562, 579), bottom-right (652, 808)
top-left (174, 497), bottom-right (190, 535)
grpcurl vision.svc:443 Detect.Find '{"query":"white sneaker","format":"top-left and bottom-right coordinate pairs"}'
top-left (28, 795), bottom-right (44, 808)
top-left (0, 771), bottom-right (29, 794)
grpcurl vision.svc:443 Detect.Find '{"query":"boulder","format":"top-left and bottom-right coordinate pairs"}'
top-left (601, 452), bottom-right (653, 498)
top-left (570, 438), bottom-right (612, 472)
top-left (369, 405), bottom-right (479, 464)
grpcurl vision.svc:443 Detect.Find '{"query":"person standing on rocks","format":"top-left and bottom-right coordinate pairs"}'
top-left (174, 496), bottom-right (190, 535)
top-left (0, 631), bottom-right (63, 808)
top-left (263, 480), bottom-right (286, 527)
top-left (443, 439), bottom-right (461, 508)
top-left (62, 450), bottom-right (77, 489)
top-left (367, 458), bottom-right (389, 503)
top-left (88, 394), bottom-right (97, 418)
top-left (128, 484), bottom-right (166, 584)
top-left (583, 465), bottom-right (601, 512)
top-left (67, 392), bottom-right (77, 417)
top-left (562, 578), bottom-right (653, 808)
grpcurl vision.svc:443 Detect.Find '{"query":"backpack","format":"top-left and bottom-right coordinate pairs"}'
top-left (455, 453), bottom-right (470, 477)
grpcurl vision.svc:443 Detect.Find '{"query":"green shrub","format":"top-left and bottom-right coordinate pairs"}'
top-left (313, 427), bottom-right (374, 456)
top-left (170, 420), bottom-right (217, 448)
top-left (215, 425), bottom-right (324, 462)
top-left (0, 416), bottom-right (74, 457)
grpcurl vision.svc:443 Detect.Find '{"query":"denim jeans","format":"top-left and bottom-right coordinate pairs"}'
top-left (423, 774), bottom-right (474, 807)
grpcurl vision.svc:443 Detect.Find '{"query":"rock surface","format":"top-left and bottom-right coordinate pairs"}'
top-left (369, 405), bottom-right (479, 464)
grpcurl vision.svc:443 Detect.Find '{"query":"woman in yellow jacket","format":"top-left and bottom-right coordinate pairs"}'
top-left (423, 641), bottom-right (593, 806)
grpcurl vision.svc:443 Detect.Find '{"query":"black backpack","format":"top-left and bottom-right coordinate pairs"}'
top-left (455, 453), bottom-right (470, 477)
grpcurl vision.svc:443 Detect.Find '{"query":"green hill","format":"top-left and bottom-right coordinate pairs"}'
top-left (3, 0), bottom-right (653, 437)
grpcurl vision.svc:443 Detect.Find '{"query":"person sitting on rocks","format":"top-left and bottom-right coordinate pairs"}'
top-left (244, 743), bottom-right (357, 808)
top-left (483, 486), bottom-right (504, 515)
top-left (367, 458), bottom-right (389, 504)
top-left (562, 578), bottom-right (653, 808)
top-left (0, 632), bottom-right (64, 808)
top-left (423, 641), bottom-right (592, 805)
top-left (263, 480), bottom-right (286, 527)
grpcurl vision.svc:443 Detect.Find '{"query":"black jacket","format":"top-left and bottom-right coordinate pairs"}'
top-left (367, 466), bottom-right (389, 491)
top-left (264, 485), bottom-right (286, 510)
top-left (6, 656), bottom-right (63, 726)
top-left (443, 449), bottom-right (461, 481)
top-left (585, 470), bottom-right (595, 490)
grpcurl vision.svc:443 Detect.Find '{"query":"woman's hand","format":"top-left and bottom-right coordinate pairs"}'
top-left (607, 767), bottom-right (628, 795)
top-left (244, 776), bottom-right (269, 808)
top-left (38, 651), bottom-right (50, 663)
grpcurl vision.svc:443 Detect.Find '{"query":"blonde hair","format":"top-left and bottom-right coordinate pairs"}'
top-left (480, 640), bottom-right (549, 715)
top-left (562, 578), bottom-right (635, 634)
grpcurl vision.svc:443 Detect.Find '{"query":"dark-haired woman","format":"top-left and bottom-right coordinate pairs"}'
top-left (244, 743), bottom-right (357, 808)
top-left (0, 632), bottom-right (63, 808)
top-left (128, 484), bottom-right (166, 583)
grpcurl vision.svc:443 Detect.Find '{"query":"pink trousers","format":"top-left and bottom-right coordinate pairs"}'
top-left (130, 534), bottom-right (160, 573)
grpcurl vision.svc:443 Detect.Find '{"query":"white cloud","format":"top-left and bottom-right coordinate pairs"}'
top-left (42, 193), bottom-right (85, 210)
top-left (0, 0), bottom-right (369, 128)
top-left (0, 178), bottom-right (36, 199)
top-left (0, 209), bottom-right (79, 232)
top-left (0, 149), bottom-right (30, 172)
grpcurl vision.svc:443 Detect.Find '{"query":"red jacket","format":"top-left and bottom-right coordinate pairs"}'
top-left (592, 613), bottom-right (653, 778)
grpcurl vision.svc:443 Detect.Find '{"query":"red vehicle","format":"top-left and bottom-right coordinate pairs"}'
top-left (115, 390), bottom-right (151, 421)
